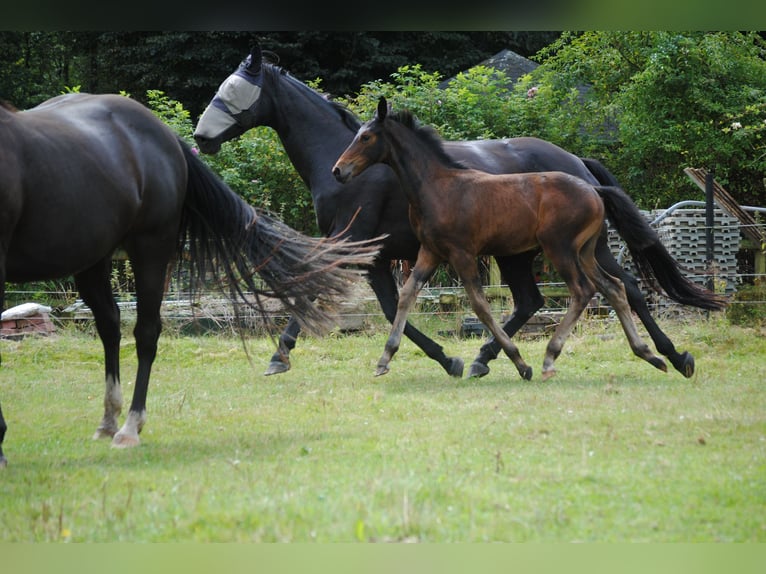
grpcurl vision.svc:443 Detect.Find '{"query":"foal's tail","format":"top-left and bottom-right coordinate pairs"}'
top-left (594, 184), bottom-right (727, 311)
top-left (177, 140), bottom-right (381, 333)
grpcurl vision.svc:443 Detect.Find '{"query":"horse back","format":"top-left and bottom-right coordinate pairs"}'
top-left (2, 94), bottom-right (186, 280)
top-left (425, 170), bottom-right (603, 258)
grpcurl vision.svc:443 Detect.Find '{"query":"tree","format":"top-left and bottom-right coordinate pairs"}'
top-left (514, 31), bottom-right (766, 207)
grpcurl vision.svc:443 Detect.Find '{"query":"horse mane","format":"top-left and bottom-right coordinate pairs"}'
top-left (387, 109), bottom-right (467, 170)
top-left (0, 100), bottom-right (18, 112)
top-left (261, 62), bottom-right (362, 132)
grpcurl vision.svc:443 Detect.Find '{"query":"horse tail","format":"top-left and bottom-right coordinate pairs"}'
top-left (580, 157), bottom-right (621, 187)
top-left (177, 139), bottom-right (381, 333)
top-left (595, 185), bottom-right (727, 311)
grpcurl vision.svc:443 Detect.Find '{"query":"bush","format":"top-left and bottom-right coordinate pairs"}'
top-left (727, 283), bottom-right (766, 327)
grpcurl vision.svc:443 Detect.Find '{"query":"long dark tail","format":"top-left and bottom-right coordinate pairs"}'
top-left (177, 140), bottom-right (380, 333)
top-left (594, 184), bottom-right (727, 310)
top-left (580, 157), bottom-right (621, 187)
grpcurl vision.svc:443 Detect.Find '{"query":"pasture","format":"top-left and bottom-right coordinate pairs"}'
top-left (0, 313), bottom-right (764, 542)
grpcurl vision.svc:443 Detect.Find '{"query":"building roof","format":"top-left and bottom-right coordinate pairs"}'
top-left (439, 49), bottom-right (539, 89)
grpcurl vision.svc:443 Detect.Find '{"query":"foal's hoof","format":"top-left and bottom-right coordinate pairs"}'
top-left (0, 455), bottom-right (7, 469)
top-left (446, 357), bottom-right (464, 378)
top-left (92, 426), bottom-right (117, 440)
top-left (264, 360), bottom-right (290, 376)
top-left (541, 368), bottom-right (556, 381)
top-left (676, 351), bottom-right (695, 378)
top-left (650, 357), bottom-right (668, 373)
top-left (467, 361), bottom-right (490, 379)
top-left (520, 365), bottom-right (534, 381)
top-left (374, 364), bottom-right (390, 377)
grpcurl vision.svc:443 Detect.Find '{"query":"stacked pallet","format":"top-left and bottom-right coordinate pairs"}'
top-left (606, 206), bottom-right (739, 308)
top-left (654, 207), bottom-right (739, 295)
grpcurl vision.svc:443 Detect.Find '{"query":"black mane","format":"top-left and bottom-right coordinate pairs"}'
top-left (387, 109), bottom-right (467, 170)
top-left (262, 63), bottom-right (361, 133)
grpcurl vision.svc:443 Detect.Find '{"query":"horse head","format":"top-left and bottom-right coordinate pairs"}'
top-left (193, 45), bottom-right (266, 154)
top-left (332, 97), bottom-right (391, 183)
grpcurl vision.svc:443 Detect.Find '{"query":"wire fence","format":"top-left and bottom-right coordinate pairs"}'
top-left (3, 208), bottom-right (766, 337)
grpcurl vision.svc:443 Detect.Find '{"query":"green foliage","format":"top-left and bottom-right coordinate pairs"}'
top-left (341, 64), bottom-right (520, 140)
top-left (142, 90), bottom-right (317, 234)
top-left (519, 31), bottom-right (766, 208)
top-left (727, 283), bottom-right (766, 327)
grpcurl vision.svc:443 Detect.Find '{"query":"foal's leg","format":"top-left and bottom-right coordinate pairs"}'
top-left (74, 260), bottom-right (124, 440)
top-left (368, 261), bottom-right (464, 377)
top-left (468, 252), bottom-right (544, 378)
top-left (451, 252), bottom-right (533, 381)
top-left (376, 251), bottom-right (440, 376)
top-left (595, 237), bottom-right (693, 376)
top-left (589, 264), bottom-right (667, 373)
top-left (540, 244), bottom-right (599, 380)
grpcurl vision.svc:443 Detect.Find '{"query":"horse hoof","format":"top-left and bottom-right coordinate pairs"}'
top-left (264, 360), bottom-right (290, 376)
top-left (374, 365), bottom-right (390, 377)
top-left (0, 455), bottom-right (7, 469)
top-left (467, 361), bottom-right (490, 379)
top-left (111, 432), bottom-right (140, 449)
top-left (678, 351), bottom-right (695, 378)
top-left (541, 368), bottom-right (556, 381)
top-left (446, 357), bottom-right (464, 378)
top-left (520, 365), bottom-right (534, 381)
top-left (649, 356), bottom-right (668, 373)
top-left (92, 427), bottom-right (116, 440)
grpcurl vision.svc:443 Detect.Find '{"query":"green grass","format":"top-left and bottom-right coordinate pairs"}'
top-left (1, 314), bottom-right (764, 542)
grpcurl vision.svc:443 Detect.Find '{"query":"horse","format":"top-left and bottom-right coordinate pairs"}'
top-left (193, 45), bottom-right (725, 380)
top-left (333, 97), bottom-right (668, 378)
top-left (0, 92), bottom-right (379, 468)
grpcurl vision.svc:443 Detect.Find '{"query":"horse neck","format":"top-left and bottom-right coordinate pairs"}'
top-left (261, 69), bottom-right (356, 190)
top-left (381, 123), bottom-right (452, 211)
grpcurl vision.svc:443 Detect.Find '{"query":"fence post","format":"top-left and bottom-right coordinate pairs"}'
top-left (705, 170), bottom-right (715, 292)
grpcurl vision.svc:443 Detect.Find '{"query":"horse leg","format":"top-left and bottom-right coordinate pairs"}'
top-left (264, 316), bottom-right (302, 375)
top-left (595, 237), bottom-right (694, 377)
top-left (111, 252), bottom-right (168, 448)
top-left (368, 261), bottom-right (463, 377)
top-left (451, 252), bottom-right (533, 381)
top-left (0, 402), bottom-right (6, 468)
top-left (376, 252), bottom-right (440, 376)
top-left (468, 252), bottom-right (543, 378)
top-left (590, 263), bottom-right (667, 373)
top-left (74, 261), bottom-right (124, 440)
top-left (0, 271), bottom-right (6, 467)
top-left (540, 242), bottom-right (600, 380)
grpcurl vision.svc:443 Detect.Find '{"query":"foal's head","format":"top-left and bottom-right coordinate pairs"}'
top-left (332, 96), bottom-right (461, 184)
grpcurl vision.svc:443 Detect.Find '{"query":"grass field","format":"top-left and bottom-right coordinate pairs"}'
top-left (0, 313), bottom-right (764, 542)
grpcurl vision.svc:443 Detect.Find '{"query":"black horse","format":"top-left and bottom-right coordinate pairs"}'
top-left (0, 93), bottom-right (378, 467)
top-left (193, 45), bottom-right (725, 380)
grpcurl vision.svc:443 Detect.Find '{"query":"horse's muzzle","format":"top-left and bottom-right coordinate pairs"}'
top-left (332, 164), bottom-right (352, 184)
top-left (193, 135), bottom-right (222, 155)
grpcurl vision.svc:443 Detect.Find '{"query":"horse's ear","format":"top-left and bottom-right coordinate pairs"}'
top-left (246, 44), bottom-right (262, 75)
top-left (376, 96), bottom-right (388, 121)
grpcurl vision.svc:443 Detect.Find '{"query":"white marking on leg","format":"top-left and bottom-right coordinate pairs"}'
top-left (111, 409), bottom-right (146, 449)
top-left (93, 374), bottom-right (123, 440)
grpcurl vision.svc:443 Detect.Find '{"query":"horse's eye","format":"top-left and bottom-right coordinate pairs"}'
top-left (360, 134), bottom-right (372, 143)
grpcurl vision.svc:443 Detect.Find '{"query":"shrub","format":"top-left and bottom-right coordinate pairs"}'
top-left (727, 283), bottom-right (766, 327)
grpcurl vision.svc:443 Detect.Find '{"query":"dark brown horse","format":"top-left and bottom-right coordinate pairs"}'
top-left (0, 93), bottom-right (378, 467)
top-left (333, 97), bottom-right (667, 379)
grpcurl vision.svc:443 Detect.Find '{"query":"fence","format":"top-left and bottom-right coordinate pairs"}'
top-left (3, 202), bottom-right (766, 338)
